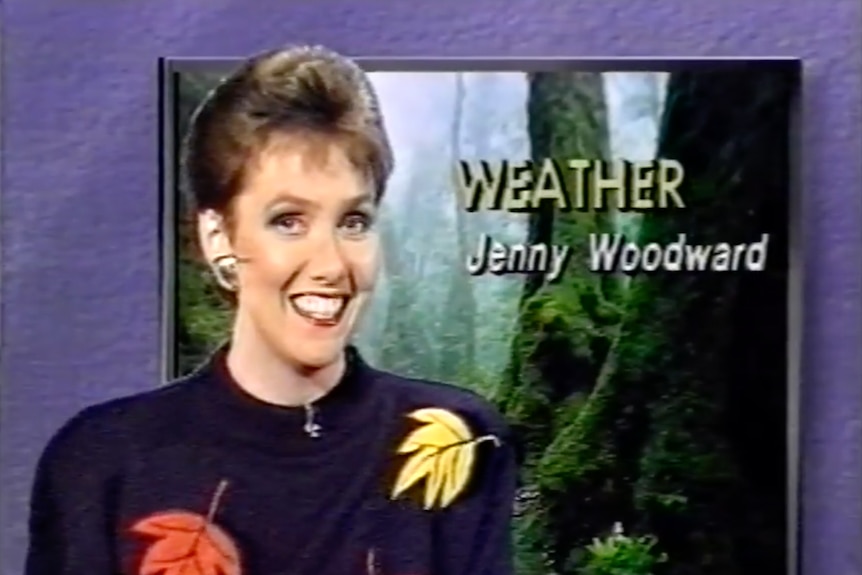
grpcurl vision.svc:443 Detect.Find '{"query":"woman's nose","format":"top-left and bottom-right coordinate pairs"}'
top-left (306, 232), bottom-right (349, 284)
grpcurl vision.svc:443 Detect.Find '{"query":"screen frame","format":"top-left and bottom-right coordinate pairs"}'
top-left (159, 57), bottom-right (803, 575)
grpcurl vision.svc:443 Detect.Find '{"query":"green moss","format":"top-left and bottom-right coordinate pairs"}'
top-left (513, 509), bottom-right (554, 574)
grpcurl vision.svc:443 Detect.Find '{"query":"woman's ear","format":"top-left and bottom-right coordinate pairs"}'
top-left (196, 209), bottom-right (232, 263)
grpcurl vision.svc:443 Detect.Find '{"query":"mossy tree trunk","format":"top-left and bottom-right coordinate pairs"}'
top-left (500, 71), bottom-right (622, 573)
top-left (500, 72), bottom-right (620, 466)
top-left (538, 67), bottom-right (796, 574)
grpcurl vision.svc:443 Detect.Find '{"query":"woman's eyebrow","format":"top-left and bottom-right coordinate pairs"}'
top-left (263, 191), bottom-right (317, 212)
top-left (344, 192), bottom-right (375, 208)
top-left (265, 190), bottom-right (375, 210)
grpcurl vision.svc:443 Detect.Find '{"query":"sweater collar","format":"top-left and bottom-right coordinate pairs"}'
top-left (190, 343), bottom-right (380, 456)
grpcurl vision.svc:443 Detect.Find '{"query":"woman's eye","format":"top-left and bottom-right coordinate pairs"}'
top-left (341, 213), bottom-right (373, 235)
top-left (272, 214), bottom-right (305, 234)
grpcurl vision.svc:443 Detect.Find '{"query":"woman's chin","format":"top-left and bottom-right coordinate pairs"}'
top-left (282, 342), bottom-right (345, 373)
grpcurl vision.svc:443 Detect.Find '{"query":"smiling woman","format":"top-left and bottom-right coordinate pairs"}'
top-left (25, 46), bottom-right (517, 575)
top-left (199, 140), bottom-right (380, 402)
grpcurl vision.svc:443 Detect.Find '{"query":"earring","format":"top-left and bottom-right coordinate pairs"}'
top-left (211, 255), bottom-right (239, 292)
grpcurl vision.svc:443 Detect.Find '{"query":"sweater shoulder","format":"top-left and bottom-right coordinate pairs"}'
top-left (38, 376), bottom-right (201, 471)
top-left (373, 368), bottom-right (511, 439)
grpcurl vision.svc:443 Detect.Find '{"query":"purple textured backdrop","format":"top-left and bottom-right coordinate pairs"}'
top-left (1, 2), bottom-right (860, 575)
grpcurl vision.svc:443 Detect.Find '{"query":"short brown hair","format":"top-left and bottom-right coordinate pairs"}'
top-left (182, 45), bottom-right (394, 215)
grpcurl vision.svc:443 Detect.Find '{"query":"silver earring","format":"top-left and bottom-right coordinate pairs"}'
top-left (211, 255), bottom-right (239, 292)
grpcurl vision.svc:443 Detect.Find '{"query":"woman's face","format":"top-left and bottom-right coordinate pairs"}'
top-left (201, 136), bottom-right (380, 371)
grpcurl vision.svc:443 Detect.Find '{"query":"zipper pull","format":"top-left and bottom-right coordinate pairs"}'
top-left (303, 403), bottom-right (322, 438)
top-left (366, 548), bottom-right (379, 575)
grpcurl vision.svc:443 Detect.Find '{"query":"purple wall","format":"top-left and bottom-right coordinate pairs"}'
top-left (2, 2), bottom-right (860, 574)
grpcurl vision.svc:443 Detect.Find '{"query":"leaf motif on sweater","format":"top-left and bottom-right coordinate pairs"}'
top-left (391, 408), bottom-right (500, 510)
top-left (130, 480), bottom-right (241, 575)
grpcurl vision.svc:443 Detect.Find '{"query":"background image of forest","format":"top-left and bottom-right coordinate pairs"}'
top-left (170, 65), bottom-right (795, 575)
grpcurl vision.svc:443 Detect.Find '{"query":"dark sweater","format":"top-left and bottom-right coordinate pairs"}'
top-left (25, 347), bottom-right (517, 575)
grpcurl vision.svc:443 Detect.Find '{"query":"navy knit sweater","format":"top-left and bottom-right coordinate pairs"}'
top-left (25, 346), bottom-right (517, 575)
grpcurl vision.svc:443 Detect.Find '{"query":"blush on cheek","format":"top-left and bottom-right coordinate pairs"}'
top-left (355, 267), bottom-right (378, 292)
top-left (249, 256), bottom-right (301, 294)
top-left (350, 245), bottom-right (381, 291)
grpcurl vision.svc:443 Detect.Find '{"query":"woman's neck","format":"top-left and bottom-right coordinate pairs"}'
top-left (226, 323), bottom-right (346, 407)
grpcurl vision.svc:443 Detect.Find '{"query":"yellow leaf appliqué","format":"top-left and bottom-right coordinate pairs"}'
top-left (391, 407), bottom-right (500, 510)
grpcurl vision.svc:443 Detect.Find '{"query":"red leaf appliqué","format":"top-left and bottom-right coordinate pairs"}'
top-left (130, 480), bottom-right (241, 575)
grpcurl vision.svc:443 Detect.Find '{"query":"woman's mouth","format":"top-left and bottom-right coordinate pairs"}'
top-left (288, 293), bottom-right (350, 325)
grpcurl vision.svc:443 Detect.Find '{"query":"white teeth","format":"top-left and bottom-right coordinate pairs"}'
top-left (291, 295), bottom-right (346, 320)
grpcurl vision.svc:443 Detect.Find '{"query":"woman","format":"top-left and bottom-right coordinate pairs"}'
top-left (26, 45), bottom-right (517, 575)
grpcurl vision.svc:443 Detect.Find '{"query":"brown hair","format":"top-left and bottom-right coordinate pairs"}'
top-left (181, 45), bottom-right (394, 216)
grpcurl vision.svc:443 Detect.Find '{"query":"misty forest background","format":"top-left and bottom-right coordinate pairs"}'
top-left (171, 67), bottom-right (795, 575)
